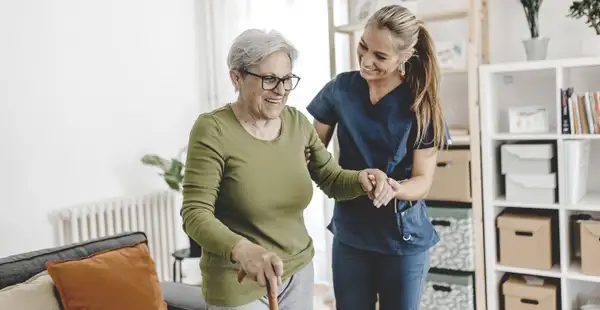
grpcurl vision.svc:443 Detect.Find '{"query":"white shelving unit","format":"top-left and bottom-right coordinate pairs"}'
top-left (479, 57), bottom-right (600, 310)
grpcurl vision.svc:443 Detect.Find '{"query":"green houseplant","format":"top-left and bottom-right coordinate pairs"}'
top-left (141, 146), bottom-right (187, 192)
top-left (141, 147), bottom-right (203, 257)
top-left (567, 0), bottom-right (600, 56)
top-left (519, 0), bottom-right (549, 60)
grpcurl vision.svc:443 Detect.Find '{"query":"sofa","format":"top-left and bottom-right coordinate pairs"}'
top-left (0, 231), bottom-right (206, 310)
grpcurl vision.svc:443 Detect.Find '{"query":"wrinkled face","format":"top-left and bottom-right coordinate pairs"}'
top-left (357, 25), bottom-right (411, 81)
top-left (231, 51), bottom-right (298, 120)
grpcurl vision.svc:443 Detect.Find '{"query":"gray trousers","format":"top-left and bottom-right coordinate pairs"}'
top-left (207, 262), bottom-right (314, 310)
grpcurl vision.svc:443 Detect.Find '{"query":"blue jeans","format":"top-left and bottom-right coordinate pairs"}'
top-left (332, 237), bottom-right (430, 310)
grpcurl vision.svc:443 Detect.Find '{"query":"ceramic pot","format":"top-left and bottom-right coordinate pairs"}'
top-left (522, 37), bottom-right (550, 61)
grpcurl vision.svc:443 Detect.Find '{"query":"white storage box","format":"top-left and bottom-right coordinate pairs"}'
top-left (564, 140), bottom-right (591, 205)
top-left (505, 173), bottom-right (557, 204)
top-left (428, 206), bottom-right (474, 271)
top-left (501, 144), bottom-right (554, 175)
top-left (420, 272), bottom-right (474, 310)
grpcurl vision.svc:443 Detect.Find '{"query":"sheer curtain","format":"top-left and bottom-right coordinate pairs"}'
top-left (195, 0), bottom-right (334, 284)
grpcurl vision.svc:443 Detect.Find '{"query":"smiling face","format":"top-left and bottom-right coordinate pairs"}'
top-left (231, 51), bottom-right (294, 120)
top-left (357, 25), bottom-right (412, 82)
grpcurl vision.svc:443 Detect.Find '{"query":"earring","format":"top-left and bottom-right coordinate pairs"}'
top-left (399, 63), bottom-right (406, 75)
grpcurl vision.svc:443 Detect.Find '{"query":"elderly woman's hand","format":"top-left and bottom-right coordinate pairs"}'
top-left (232, 239), bottom-right (283, 290)
top-left (358, 169), bottom-right (395, 208)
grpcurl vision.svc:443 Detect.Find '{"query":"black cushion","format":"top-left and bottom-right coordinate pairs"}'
top-left (0, 231), bottom-right (147, 289)
top-left (161, 282), bottom-right (206, 310)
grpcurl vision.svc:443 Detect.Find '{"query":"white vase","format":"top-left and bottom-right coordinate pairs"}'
top-left (522, 37), bottom-right (550, 61)
top-left (581, 36), bottom-right (600, 57)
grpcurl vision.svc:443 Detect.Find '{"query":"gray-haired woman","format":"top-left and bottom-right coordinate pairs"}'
top-left (181, 29), bottom-right (395, 309)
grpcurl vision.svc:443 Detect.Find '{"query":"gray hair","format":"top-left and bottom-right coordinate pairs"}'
top-left (227, 29), bottom-right (299, 72)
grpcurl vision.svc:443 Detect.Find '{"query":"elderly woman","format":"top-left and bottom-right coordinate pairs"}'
top-left (181, 29), bottom-right (394, 309)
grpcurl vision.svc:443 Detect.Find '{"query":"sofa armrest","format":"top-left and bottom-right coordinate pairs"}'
top-left (161, 281), bottom-right (206, 310)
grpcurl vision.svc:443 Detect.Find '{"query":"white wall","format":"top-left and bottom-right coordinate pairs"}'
top-left (488, 0), bottom-right (596, 63)
top-left (0, 0), bottom-right (202, 257)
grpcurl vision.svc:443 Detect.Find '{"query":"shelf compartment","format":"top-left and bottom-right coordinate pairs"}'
top-left (566, 193), bottom-right (600, 211)
top-left (559, 63), bottom-right (600, 136)
top-left (568, 262), bottom-right (600, 284)
top-left (491, 133), bottom-right (558, 140)
top-left (492, 196), bottom-right (559, 210)
top-left (483, 68), bottom-right (558, 136)
top-left (565, 279), bottom-right (600, 310)
top-left (495, 208), bottom-right (561, 272)
top-left (495, 264), bottom-right (562, 278)
top-left (562, 139), bottom-right (600, 207)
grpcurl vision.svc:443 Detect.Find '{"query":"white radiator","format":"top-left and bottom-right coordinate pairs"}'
top-left (51, 190), bottom-right (181, 282)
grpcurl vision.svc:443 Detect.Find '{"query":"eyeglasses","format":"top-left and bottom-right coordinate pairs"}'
top-left (243, 70), bottom-right (301, 91)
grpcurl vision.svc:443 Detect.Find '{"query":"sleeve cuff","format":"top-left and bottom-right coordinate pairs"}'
top-left (221, 234), bottom-right (246, 264)
top-left (306, 105), bottom-right (337, 126)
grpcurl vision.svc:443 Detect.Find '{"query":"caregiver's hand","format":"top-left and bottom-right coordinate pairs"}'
top-left (367, 175), bottom-right (405, 207)
top-left (233, 239), bottom-right (283, 290)
top-left (359, 169), bottom-right (394, 208)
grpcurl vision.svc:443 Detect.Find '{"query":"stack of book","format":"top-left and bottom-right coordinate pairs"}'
top-left (560, 88), bottom-right (600, 135)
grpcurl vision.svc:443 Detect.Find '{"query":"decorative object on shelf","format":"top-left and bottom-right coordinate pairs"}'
top-left (435, 41), bottom-right (467, 71)
top-left (567, 0), bottom-right (600, 57)
top-left (349, 0), bottom-right (418, 25)
top-left (140, 146), bottom-right (203, 258)
top-left (508, 105), bottom-right (550, 133)
top-left (350, 0), bottom-right (377, 24)
top-left (519, 0), bottom-right (549, 61)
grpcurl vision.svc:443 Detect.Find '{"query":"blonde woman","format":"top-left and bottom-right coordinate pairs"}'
top-left (307, 5), bottom-right (450, 310)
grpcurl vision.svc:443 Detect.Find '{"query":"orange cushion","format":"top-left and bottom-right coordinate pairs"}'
top-left (46, 242), bottom-right (167, 310)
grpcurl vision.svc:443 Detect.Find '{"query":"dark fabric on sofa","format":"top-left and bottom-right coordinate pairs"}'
top-left (161, 282), bottom-right (206, 310)
top-left (0, 231), bottom-right (206, 310)
top-left (0, 231), bottom-right (146, 289)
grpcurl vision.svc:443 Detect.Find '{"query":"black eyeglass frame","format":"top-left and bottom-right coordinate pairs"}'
top-left (242, 70), bottom-right (301, 91)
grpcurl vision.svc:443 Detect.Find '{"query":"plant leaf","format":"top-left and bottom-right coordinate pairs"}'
top-left (141, 155), bottom-right (170, 172)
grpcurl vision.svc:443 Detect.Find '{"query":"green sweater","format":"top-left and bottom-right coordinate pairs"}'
top-left (181, 104), bottom-right (366, 306)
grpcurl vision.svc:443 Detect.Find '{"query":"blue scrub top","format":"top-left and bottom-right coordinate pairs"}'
top-left (307, 71), bottom-right (448, 255)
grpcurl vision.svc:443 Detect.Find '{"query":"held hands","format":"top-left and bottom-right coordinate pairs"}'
top-left (304, 147), bottom-right (401, 208)
top-left (232, 239), bottom-right (283, 291)
top-left (358, 169), bottom-right (402, 208)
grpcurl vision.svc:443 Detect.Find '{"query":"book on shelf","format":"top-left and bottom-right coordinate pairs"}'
top-left (560, 88), bottom-right (600, 135)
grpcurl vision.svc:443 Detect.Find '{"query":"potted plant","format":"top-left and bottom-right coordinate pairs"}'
top-left (519, 0), bottom-right (549, 60)
top-left (141, 147), bottom-right (202, 257)
top-left (140, 146), bottom-right (186, 192)
top-left (567, 0), bottom-right (600, 57)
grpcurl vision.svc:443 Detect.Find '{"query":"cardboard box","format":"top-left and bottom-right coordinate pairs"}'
top-left (580, 220), bottom-right (600, 276)
top-left (502, 275), bottom-right (557, 310)
top-left (497, 212), bottom-right (553, 270)
top-left (426, 149), bottom-right (471, 202)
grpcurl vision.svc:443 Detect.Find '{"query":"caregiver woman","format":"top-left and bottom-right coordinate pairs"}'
top-left (307, 4), bottom-right (450, 310)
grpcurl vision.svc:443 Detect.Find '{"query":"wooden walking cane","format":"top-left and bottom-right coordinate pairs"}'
top-left (237, 269), bottom-right (279, 310)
